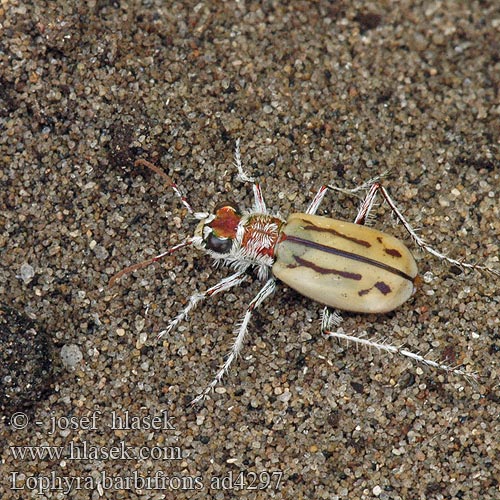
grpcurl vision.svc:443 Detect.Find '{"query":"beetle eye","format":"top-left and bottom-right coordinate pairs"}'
top-left (205, 232), bottom-right (233, 254)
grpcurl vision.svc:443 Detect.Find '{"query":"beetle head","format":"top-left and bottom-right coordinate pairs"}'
top-left (195, 202), bottom-right (242, 255)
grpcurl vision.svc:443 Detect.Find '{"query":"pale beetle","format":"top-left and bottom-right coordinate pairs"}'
top-left (111, 141), bottom-right (499, 405)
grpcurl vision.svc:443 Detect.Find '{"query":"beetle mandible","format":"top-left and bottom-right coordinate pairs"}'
top-left (111, 140), bottom-right (499, 405)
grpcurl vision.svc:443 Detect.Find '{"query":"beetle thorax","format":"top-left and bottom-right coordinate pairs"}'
top-left (240, 214), bottom-right (284, 259)
top-left (217, 213), bottom-right (282, 280)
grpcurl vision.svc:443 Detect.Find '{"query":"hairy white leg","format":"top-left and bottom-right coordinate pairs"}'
top-left (327, 171), bottom-right (389, 196)
top-left (352, 182), bottom-right (379, 225)
top-left (318, 187), bottom-right (478, 383)
top-left (306, 172), bottom-right (387, 217)
top-left (321, 310), bottom-right (477, 382)
top-left (372, 183), bottom-right (499, 277)
top-left (305, 185), bottom-right (328, 215)
top-left (157, 270), bottom-right (248, 339)
top-left (191, 277), bottom-right (277, 405)
top-left (233, 138), bottom-right (254, 183)
top-left (325, 177), bottom-right (498, 276)
top-left (233, 139), bottom-right (268, 214)
top-left (306, 182), bottom-right (378, 224)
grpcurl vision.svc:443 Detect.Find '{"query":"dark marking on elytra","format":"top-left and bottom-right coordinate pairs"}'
top-left (358, 281), bottom-right (392, 297)
top-left (375, 281), bottom-right (391, 295)
top-left (300, 219), bottom-right (371, 248)
top-left (293, 255), bottom-right (362, 280)
top-left (284, 234), bottom-right (415, 282)
top-left (384, 248), bottom-right (402, 258)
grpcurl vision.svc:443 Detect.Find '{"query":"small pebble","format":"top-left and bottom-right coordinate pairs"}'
top-left (61, 344), bottom-right (83, 369)
top-left (19, 263), bottom-right (35, 283)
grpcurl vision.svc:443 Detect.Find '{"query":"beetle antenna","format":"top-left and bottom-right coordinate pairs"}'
top-left (109, 238), bottom-right (194, 287)
top-left (134, 159), bottom-right (196, 215)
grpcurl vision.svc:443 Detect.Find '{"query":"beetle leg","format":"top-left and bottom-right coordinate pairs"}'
top-left (327, 172), bottom-right (388, 198)
top-left (191, 277), bottom-right (277, 405)
top-left (305, 185), bottom-right (328, 215)
top-left (307, 180), bottom-right (379, 222)
top-left (320, 307), bottom-right (343, 328)
top-left (233, 138), bottom-right (254, 183)
top-left (353, 182), bottom-right (379, 225)
top-left (157, 270), bottom-right (248, 339)
top-left (309, 172), bottom-right (387, 217)
top-left (328, 178), bottom-right (498, 275)
top-left (233, 139), bottom-right (268, 214)
top-left (321, 310), bottom-right (477, 382)
top-left (370, 183), bottom-right (499, 277)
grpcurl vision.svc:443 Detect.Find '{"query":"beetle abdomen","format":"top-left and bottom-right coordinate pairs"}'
top-left (273, 213), bottom-right (418, 313)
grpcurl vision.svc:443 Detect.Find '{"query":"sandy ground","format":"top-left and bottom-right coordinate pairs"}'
top-left (1, 1), bottom-right (499, 499)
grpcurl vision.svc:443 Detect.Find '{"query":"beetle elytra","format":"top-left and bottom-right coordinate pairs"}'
top-left (111, 141), bottom-right (499, 405)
